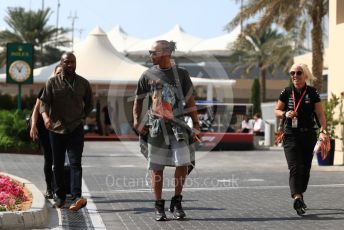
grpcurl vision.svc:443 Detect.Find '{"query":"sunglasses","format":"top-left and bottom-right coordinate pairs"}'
top-left (289, 71), bottom-right (303, 76)
top-left (148, 50), bottom-right (163, 55)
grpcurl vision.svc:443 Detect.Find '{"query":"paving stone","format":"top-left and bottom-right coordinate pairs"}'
top-left (1, 142), bottom-right (344, 229)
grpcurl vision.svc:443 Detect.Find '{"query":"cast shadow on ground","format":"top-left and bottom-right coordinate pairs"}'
top-left (302, 208), bottom-right (344, 220)
top-left (189, 209), bottom-right (344, 222)
top-left (93, 198), bottom-right (152, 204)
top-left (92, 198), bottom-right (198, 204)
top-left (133, 206), bottom-right (226, 214)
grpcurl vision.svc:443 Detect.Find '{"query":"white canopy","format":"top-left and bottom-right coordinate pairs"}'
top-left (190, 77), bottom-right (235, 86)
top-left (73, 26), bottom-right (148, 84)
top-left (1, 69), bottom-right (235, 88)
top-left (0, 26), bottom-right (235, 87)
top-left (127, 24), bottom-right (203, 55)
top-left (1, 66), bottom-right (235, 87)
top-left (107, 25), bottom-right (141, 53)
top-left (190, 26), bottom-right (241, 55)
top-left (1, 26), bottom-right (147, 84)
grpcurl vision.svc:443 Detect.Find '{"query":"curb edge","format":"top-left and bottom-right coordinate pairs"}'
top-left (0, 173), bottom-right (48, 229)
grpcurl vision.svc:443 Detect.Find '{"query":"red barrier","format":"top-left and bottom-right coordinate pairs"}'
top-left (199, 132), bottom-right (254, 150)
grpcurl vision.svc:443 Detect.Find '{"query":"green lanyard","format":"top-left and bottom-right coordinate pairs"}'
top-left (64, 78), bottom-right (75, 91)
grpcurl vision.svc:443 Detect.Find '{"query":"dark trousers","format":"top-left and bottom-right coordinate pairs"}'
top-left (38, 125), bottom-right (53, 191)
top-left (49, 125), bottom-right (84, 200)
top-left (283, 131), bottom-right (317, 197)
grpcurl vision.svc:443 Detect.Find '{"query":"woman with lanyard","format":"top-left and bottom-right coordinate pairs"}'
top-left (275, 63), bottom-right (327, 216)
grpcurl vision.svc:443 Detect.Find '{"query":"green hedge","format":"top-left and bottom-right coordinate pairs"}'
top-left (0, 110), bottom-right (39, 153)
top-left (0, 94), bottom-right (36, 110)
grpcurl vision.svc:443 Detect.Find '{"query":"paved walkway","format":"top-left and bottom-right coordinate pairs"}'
top-left (1, 141), bottom-right (344, 229)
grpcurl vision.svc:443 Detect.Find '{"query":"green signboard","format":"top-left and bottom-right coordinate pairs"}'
top-left (6, 43), bottom-right (34, 84)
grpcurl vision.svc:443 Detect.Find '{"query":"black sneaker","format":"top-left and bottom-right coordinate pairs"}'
top-left (294, 198), bottom-right (306, 216)
top-left (53, 193), bottom-right (58, 201)
top-left (44, 190), bottom-right (54, 199)
top-left (169, 195), bottom-right (186, 220)
top-left (155, 200), bottom-right (167, 221)
top-left (53, 198), bottom-right (66, 208)
top-left (301, 197), bottom-right (307, 210)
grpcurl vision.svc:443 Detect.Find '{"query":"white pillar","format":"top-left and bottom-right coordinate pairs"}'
top-left (207, 84), bottom-right (213, 101)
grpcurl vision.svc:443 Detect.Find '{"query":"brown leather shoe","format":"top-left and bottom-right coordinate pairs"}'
top-left (69, 197), bottom-right (87, 212)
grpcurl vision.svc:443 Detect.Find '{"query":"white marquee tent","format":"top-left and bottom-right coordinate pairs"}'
top-left (1, 26), bottom-right (235, 90)
top-left (190, 26), bottom-right (241, 55)
top-left (73, 26), bottom-right (147, 84)
top-left (127, 24), bottom-right (203, 55)
top-left (0, 26), bottom-right (148, 85)
top-left (107, 25), bottom-right (141, 53)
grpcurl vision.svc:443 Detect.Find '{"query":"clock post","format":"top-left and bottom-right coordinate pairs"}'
top-left (6, 43), bottom-right (34, 111)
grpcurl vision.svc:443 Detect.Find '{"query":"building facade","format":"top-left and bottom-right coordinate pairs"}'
top-left (329, 0), bottom-right (344, 165)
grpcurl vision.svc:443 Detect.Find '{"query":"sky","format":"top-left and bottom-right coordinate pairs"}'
top-left (0, 0), bottom-right (240, 40)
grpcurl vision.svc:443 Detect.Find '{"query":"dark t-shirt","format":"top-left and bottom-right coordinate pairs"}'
top-left (135, 65), bottom-right (194, 115)
top-left (135, 65), bottom-right (194, 139)
top-left (279, 85), bottom-right (321, 131)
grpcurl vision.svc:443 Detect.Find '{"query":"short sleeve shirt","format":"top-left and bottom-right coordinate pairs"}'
top-left (279, 85), bottom-right (321, 130)
top-left (241, 120), bottom-right (253, 130)
top-left (135, 65), bottom-right (194, 117)
top-left (253, 118), bottom-right (264, 132)
top-left (40, 73), bottom-right (94, 134)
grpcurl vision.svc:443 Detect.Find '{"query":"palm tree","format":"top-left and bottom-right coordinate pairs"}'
top-left (251, 77), bottom-right (261, 115)
top-left (0, 7), bottom-right (70, 67)
top-left (226, 0), bottom-right (328, 92)
top-left (228, 25), bottom-right (293, 102)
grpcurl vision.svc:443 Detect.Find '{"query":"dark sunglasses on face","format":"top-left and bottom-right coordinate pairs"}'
top-left (289, 71), bottom-right (303, 76)
top-left (148, 50), bottom-right (163, 56)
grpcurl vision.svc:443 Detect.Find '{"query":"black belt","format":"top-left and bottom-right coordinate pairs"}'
top-left (286, 127), bottom-right (314, 133)
top-left (300, 128), bottom-right (310, 132)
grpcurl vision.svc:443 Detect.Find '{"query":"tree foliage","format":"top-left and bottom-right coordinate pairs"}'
top-left (226, 0), bottom-right (328, 92)
top-left (228, 25), bottom-right (293, 102)
top-left (251, 77), bottom-right (261, 115)
top-left (0, 110), bottom-right (38, 153)
top-left (0, 7), bottom-right (70, 67)
top-left (324, 93), bottom-right (344, 139)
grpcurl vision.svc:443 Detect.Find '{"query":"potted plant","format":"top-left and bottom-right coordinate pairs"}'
top-left (317, 93), bottom-right (344, 165)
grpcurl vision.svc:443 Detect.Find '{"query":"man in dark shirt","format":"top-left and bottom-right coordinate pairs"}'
top-left (133, 40), bottom-right (200, 221)
top-left (40, 52), bottom-right (93, 211)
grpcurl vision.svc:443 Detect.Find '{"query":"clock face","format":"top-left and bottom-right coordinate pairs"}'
top-left (9, 60), bottom-right (31, 83)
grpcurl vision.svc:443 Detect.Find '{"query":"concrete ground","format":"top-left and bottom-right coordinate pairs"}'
top-left (0, 141), bottom-right (344, 230)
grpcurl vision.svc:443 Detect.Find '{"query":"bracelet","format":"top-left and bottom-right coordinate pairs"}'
top-left (320, 130), bottom-right (327, 134)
